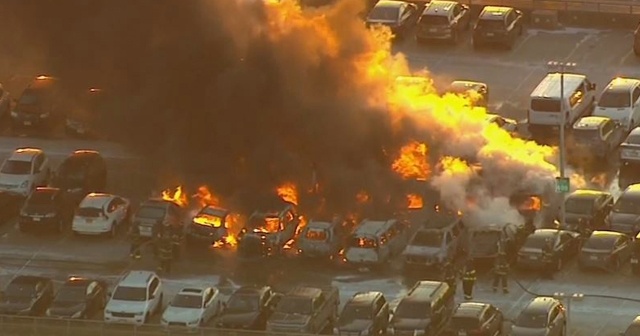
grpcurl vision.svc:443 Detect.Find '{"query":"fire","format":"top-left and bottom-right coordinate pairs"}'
top-left (590, 173), bottom-right (607, 189)
top-left (277, 183), bottom-right (298, 205)
top-left (407, 194), bottom-right (423, 209)
top-left (295, 216), bottom-right (307, 236)
top-left (162, 186), bottom-right (188, 208)
top-left (254, 216), bottom-right (281, 233)
top-left (392, 141), bottom-right (431, 181)
top-left (193, 185), bottom-right (219, 208)
top-left (519, 196), bottom-right (542, 211)
top-left (356, 191), bottom-right (370, 204)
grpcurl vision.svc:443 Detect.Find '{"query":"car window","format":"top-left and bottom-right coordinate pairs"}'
top-left (86, 282), bottom-right (97, 295)
top-left (33, 154), bottom-right (43, 173)
top-left (204, 289), bottom-right (213, 303)
top-left (453, 5), bottom-right (461, 16)
top-left (149, 278), bottom-right (159, 296)
top-left (373, 297), bottom-right (383, 313)
top-left (505, 12), bottom-right (515, 26)
top-left (633, 87), bottom-right (640, 104)
top-left (570, 84), bottom-right (585, 107)
top-left (601, 121), bottom-right (614, 137)
top-left (445, 232), bottom-right (453, 244)
top-left (549, 306), bottom-right (560, 323)
top-left (314, 295), bottom-right (325, 311)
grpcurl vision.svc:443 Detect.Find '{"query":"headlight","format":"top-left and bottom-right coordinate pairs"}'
top-left (20, 180), bottom-right (29, 188)
top-left (71, 311), bottom-right (82, 319)
top-left (10, 111), bottom-right (17, 118)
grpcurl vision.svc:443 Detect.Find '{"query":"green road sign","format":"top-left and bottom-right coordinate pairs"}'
top-left (555, 177), bottom-right (570, 193)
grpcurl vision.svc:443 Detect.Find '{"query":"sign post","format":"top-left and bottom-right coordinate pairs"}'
top-left (555, 177), bottom-right (570, 193)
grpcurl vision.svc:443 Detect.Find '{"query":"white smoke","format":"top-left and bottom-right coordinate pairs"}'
top-left (465, 197), bottom-right (525, 228)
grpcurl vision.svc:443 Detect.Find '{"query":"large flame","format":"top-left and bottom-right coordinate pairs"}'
top-left (407, 194), bottom-right (423, 209)
top-left (277, 182), bottom-right (298, 206)
top-left (518, 196), bottom-right (542, 212)
top-left (193, 185), bottom-right (220, 208)
top-left (162, 186), bottom-right (188, 208)
top-left (392, 141), bottom-right (431, 181)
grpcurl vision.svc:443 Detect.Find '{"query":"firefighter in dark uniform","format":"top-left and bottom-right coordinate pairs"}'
top-left (492, 252), bottom-right (510, 294)
top-left (442, 262), bottom-right (457, 294)
top-left (541, 238), bottom-right (555, 279)
top-left (157, 233), bottom-right (174, 274)
top-left (129, 224), bottom-right (143, 259)
top-left (462, 259), bottom-right (476, 300)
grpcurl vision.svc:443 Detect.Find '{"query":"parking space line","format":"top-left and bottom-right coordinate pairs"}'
top-left (510, 33), bottom-right (533, 54)
top-left (10, 233), bottom-right (71, 278)
top-left (503, 67), bottom-right (538, 102)
top-left (618, 49), bottom-right (634, 66)
top-left (506, 278), bottom-right (539, 317)
top-left (566, 34), bottom-right (595, 61)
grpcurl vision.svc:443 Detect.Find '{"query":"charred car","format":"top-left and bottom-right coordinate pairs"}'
top-left (517, 229), bottom-right (581, 271)
top-left (448, 80), bottom-right (489, 107)
top-left (578, 230), bottom-right (632, 272)
top-left (132, 198), bottom-right (186, 239)
top-left (266, 286), bottom-right (339, 334)
top-left (509, 190), bottom-right (560, 231)
top-left (65, 88), bottom-right (105, 138)
top-left (297, 216), bottom-right (353, 260)
top-left (215, 286), bottom-right (281, 330)
top-left (0, 275), bottom-right (54, 316)
top-left (187, 206), bottom-right (233, 247)
top-left (344, 219), bottom-right (410, 269)
top-left (468, 223), bottom-right (524, 264)
top-left (403, 213), bottom-right (466, 271)
top-left (563, 190), bottom-right (613, 235)
top-left (237, 201), bottom-right (300, 260)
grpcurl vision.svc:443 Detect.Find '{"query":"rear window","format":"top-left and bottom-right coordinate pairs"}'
top-left (420, 14), bottom-right (449, 26)
top-left (613, 194), bottom-right (640, 214)
top-left (395, 300), bottom-right (430, 319)
top-left (515, 311), bottom-right (547, 328)
top-left (599, 90), bottom-right (631, 108)
top-left (305, 228), bottom-right (328, 241)
top-left (451, 315), bottom-right (480, 329)
top-left (349, 236), bottom-right (377, 248)
top-left (0, 160), bottom-right (31, 175)
top-left (583, 236), bottom-right (616, 250)
top-left (531, 98), bottom-right (560, 112)
top-left (136, 206), bottom-right (166, 220)
top-left (27, 191), bottom-right (56, 205)
top-left (368, 6), bottom-right (398, 21)
top-left (476, 18), bottom-right (505, 30)
top-left (572, 129), bottom-right (600, 142)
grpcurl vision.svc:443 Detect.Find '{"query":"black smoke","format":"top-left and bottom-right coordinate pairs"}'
top-left (0, 0), bottom-right (425, 216)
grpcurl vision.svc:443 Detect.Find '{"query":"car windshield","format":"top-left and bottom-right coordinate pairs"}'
top-left (565, 198), bottom-right (593, 214)
top-left (572, 129), bottom-right (600, 142)
top-left (18, 91), bottom-right (40, 105)
top-left (276, 297), bottom-right (312, 315)
top-left (55, 285), bottom-right (86, 303)
top-left (200, 207), bottom-right (225, 217)
top-left (136, 206), bottom-right (166, 220)
top-left (58, 161), bottom-right (87, 183)
top-left (1, 160), bottom-right (31, 175)
top-left (368, 6), bottom-right (398, 21)
top-left (420, 15), bottom-right (448, 26)
top-left (599, 90), bottom-right (631, 108)
top-left (395, 300), bottom-right (429, 319)
top-left (624, 133), bottom-right (640, 145)
top-left (226, 294), bottom-right (260, 313)
top-left (112, 286), bottom-right (147, 302)
top-left (531, 98), bottom-right (560, 112)
top-left (523, 234), bottom-right (554, 249)
top-left (4, 283), bottom-right (36, 299)
top-left (411, 231), bottom-right (442, 247)
top-left (516, 312), bottom-right (548, 328)
top-left (613, 196), bottom-right (640, 214)
top-left (349, 236), bottom-right (377, 248)
top-left (583, 236), bottom-right (616, 250)
top-left (171, 294), bottom-right (203, 309)
top-left (27, 191), bottom-right (56, 205)
top-left (339, 304), bottom-right (372, 323)
top-left (451, 316), bottom-right (480, 330)
top-left (305, 228), bottom-right (328, 241)
top-left (476, 19), bottom-right (504, 30)
top-left (248, 215), bottom-right (281, 232)
top-left (76, 207), bottom-right (103, 218)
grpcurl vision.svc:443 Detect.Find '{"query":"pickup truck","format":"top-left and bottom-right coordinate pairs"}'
top-left (266, 286), bottom-right (339, 334)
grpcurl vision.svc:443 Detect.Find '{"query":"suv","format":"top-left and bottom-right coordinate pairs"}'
top-left (415, 0), bottom-right (470, 44)
top-left (389, 281), bottom-right (454, 335)
top-left (472, 6), bottom-right (524, 49)
top-left (19, 187), bottom-right (73, 233)
top-left (133, 198), bottom-right (185, 238)
top-left (449, 302), bottom-right (504, 335)
top-left (594, 77), bottom-right (640, 132)
top-left (10, 75), bottom-right (61, 130)
top-left (337, 292), bottom-right (389, 336)
top-left (237, 201), bottom-right (300, 259)
top-left (104, 270), bottom-right (164, 325)
top-left (53, 150), bottom-right (107, 200)
top-left (402, 213), bottom-right (466, 271)
top-left (570, 116), bottom-right (626, 163)
top-left (511, 297), bottom-right (566, 336)
top-left (0, 148), bottom-right (50, 197)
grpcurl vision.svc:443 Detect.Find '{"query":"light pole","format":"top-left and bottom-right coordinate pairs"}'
top-left (547, 61), bottom-right (576, 229)
top-left (553, 292), bottom-right (584, 333)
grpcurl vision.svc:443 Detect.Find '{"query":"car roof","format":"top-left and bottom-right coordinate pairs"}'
top-left (450, 80), bottom-right (487, 92)
top-left (604, 77), bottom-right (640, 92)
top-left (348, 291), bottom-right (382, 305)
top-left (624, 183), bottom-right (640, 194)
top-left (524, 297), bottom-right (558, 312)
top-left (423, 0), bottom-right (458, 15)
top-left (479, 6), bottom-right (512, 19)
top-left (454, 302), bottom-right (490, 317)
top-left (374, 0), bottom-right (406, 8)
top-left (79, 193), bottom-right (115, 208)
top-left (532, 229), bottom-right (561, 238)
top-left (199, 205), bottom-right (229, 217)
top-left (405, 281), bottom-right (446, 301)
top-left (232, 286), bottom-right (269, 296)
top-left (590, 230), bottom-right (624, 239)
top-left (29, 75), bottom-right (58, 90)
top-left (567, 189), bottom-right (608, 199)
top-left (531, 73), bottom-right (587, 99)
top-left (353, 219), bottom-right (397, 236)
top-left (573, 116), bottom-right (609, 130)
top-left (10, 148), bottom-right (43, 161)
top-left (287, 287), bottom-right (322, 298)
top-left (119, 271), bottom-right (155, 287)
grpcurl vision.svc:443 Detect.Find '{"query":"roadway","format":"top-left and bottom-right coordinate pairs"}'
top-left (0, 25), bottom-right (637, 335)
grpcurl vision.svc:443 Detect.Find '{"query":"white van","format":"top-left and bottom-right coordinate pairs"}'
top-left (344, 219), bottom-right (409, 267)
top-left (528, 73), bottom-right (597, 138)
top-left (594, 77), bottom-right (640, 131)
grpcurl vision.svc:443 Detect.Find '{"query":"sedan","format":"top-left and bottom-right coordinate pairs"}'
top-left (620, 127), bottom-right (640, 162)
top-left (0, 275), bottom-right (54, 316)
top-left (161, 287), bottom-right (223, 329)
top-left (578, 230), bottom-right (632, 271)
top-left (517, 229), bottom-right (581, 271)
top-left (72, 193), bottom-right (130, 237)
top-left (448, 302), bottom-right (504, 335)
top-left (366, 0), bottom-right (419, 39)
top-left (47, 277), bottom-right (108, 319)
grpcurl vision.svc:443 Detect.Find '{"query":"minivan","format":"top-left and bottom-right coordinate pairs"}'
top-left (10, 75), bottom-right (61, 130)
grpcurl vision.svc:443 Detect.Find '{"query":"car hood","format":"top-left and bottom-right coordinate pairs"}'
top-left (162, 306), bottom-right (203, 323)
top-left (609, 213), bottom-right (640, 225)
top-left (106, 300), bottom-right (147, 314)
top-left (48, 302), bottom-right (85, 317)
top-left (403, 245), bottom-right (440, 257)
top-left (564, 213), bottom-right (591, 223)
top-left (391, 318), bottom-right (430, 330)
top-left (218, 312), bottom-right (261, 326)
top-left (0, 299), bottom-right (33, 313)
top-left (511, 326), bottom-right (550, 336)
top-left (269, 312), bottom-right (311, 325)
top-left (0, 174), bottom-right (28, 186)
top-left (339, 319), bottom-right (373, 332)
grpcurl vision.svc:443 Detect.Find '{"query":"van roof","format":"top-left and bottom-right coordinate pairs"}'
top-left (375, 0), bottom-right (405, 9)
top-left (287, 287), bottom-right (322, 298)
top-left (423, 0), bottom-right (457, 16)
top-left (530, 73), bottom-right (587, 99)
top-left (354, 219), bottom-right (397, 236)
top-left (573, 116), bottom-right (609, 130)
top-left (625, 183), bottom-right (640, 193)
top-left (605, 77), bottom-right (640, 92)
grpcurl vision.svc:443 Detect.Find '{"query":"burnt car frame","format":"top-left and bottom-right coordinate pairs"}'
top-left (187, 206), bottom-right (234, 247)
top-left (237, 201), bottom-right (300, 260)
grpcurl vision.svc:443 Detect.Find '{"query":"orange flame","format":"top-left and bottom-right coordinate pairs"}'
top-left (162, 186), bottom-right (188, 208)
top-left (407, 194), bottom-right (423, 209)
top-left (356, 191), bottom-right (370, 204)
top-left (392, 141), bottom-right (431, 181)
top-left (193, 185), bottom-right (220, 208)
top-left (519, 196), bottom-right (542, 211)
top-left (211, 213), bottom-right (243, 248)
top-left (277, 183), bottom-right (298, 205)
top-left (590, 173), bottom-right (607, 189)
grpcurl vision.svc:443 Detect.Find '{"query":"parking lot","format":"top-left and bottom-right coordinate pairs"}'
top-left (0, 25), bottom-right (638, 335)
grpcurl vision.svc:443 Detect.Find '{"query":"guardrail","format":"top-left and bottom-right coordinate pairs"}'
top-left (458, 0), bottom-right (640, 15)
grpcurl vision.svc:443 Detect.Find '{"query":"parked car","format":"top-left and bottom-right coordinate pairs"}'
top-left (72, 193), bottom-right (131, 237)
top-left (578, 230), bottom-right (632, 272)
top-left (336, 291), bottom-right (389, 336)
top-left (517, 229), bottom-right (581, 271)
top-left (215, 286), bottom-right (282, 330)
top-left (448, 302), bottom-right (504, 336)
top-left (46, 276), bottom-right (108, 319)
top-left (415, 0), bottom-right (470, 44)
top-left (403, 213), bottom-right (465, 271)
top-left (19, 187), bottom-right (74, 233)
top-left (187, 206), bottom-right (233, 247)
top-left (297, 216), bottom-right (353, 260)
top-left (365, 0), bottom-right (419, 39)
top-left (485, 114), bottom-right (518, 134)
top-left (161, 287), bottom-right (223, 329)
top-left (0, 148), bottom-right (50, 197)
top-left (104, 270), bottom-right (164, 326)
top-left (345, 218), bottom-right (409, 269)
top-left (468, 223), bottom-right (523, 264)
top-left (594, 77), bottom-right (640, 132)
top-left (570, 116), bottom-right (626, 164)
top-left (472, 6), bottom-right (524, 49)
top-left (608, 184), bottom-right (640, 236)
top-left (563, 189), bottom-right (613, 235)
top-left (511, 297), bottom-right (566, 336)
top-left (53, 150), bottom-right (107, 201)
top-left (133, 198), bottom-right (186, 239)
top-left (448, 80), bottom-right (489, 107)
top-left (0, 275), bottom-right (54, 316)
top-left (389, 281), bottom-right (455, 336)
top-left (267, 286), bottom-right (339, 334)
top-left (10, 75), bottom-right (61, 131)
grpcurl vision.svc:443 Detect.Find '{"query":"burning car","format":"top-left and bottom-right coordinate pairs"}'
top-left (237, 201), bottom-right (300, 260)
top-left (187, 205), bottom-right (236, 248)
top-left (132, 198), bottom-right (186, 239)
top-left (509, 190), bottom-right (560, 231)
top-left (296, 216), bottom-right (353, 260)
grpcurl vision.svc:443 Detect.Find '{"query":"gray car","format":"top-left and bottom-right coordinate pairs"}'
top-left (511, 297), bottom-right (566, 336)
top-left (578, 230), bottom-right (632, 272)
top-left (608, 184), bottom-right (640, 235)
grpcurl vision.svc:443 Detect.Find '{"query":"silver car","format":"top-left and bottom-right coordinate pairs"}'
top-left (578, 230), bottom-right (632, 271)
top-left (511, 297), bottom-right (566, 336)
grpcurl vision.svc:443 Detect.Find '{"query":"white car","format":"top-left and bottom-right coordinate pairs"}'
top-left (595, 77), bottom-right (640, 131)
top-left (72, 193), bottom-right (131, 237)
top-left (0, 148), bottom-right (50, 197)
top-left (485, 113), bottom-right (518, 133)
top-left (104, 271), bottom-right (164, 326)
top-left (161, 287), bottom-right (223, 329)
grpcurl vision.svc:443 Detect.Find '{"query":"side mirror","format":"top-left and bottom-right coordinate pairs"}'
top-left (515, 9), bottom-right (522, 15)
top-left (590, 83), bottom-right (597, 91)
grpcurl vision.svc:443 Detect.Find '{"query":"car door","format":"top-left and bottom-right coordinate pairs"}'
top-left (632, 86), bottom-right (640, 127)
top-left (109, 197), bottom-right (127, 223)
top-left (558, 233), bottom-right (573, 259)
top-left (148, 278), bottom-right (160, 311)
top-left (504, 12), bottom-right (515, 39)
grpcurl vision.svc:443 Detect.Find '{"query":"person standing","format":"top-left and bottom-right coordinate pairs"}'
top-left (442, 262), bottom-right (457, 294)
top-left (129, 224), bottom-right (143, 260)
top-left (462, 259), bottom-right (476, 300)
top-left (492, 252), bottom-right (510, 294)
